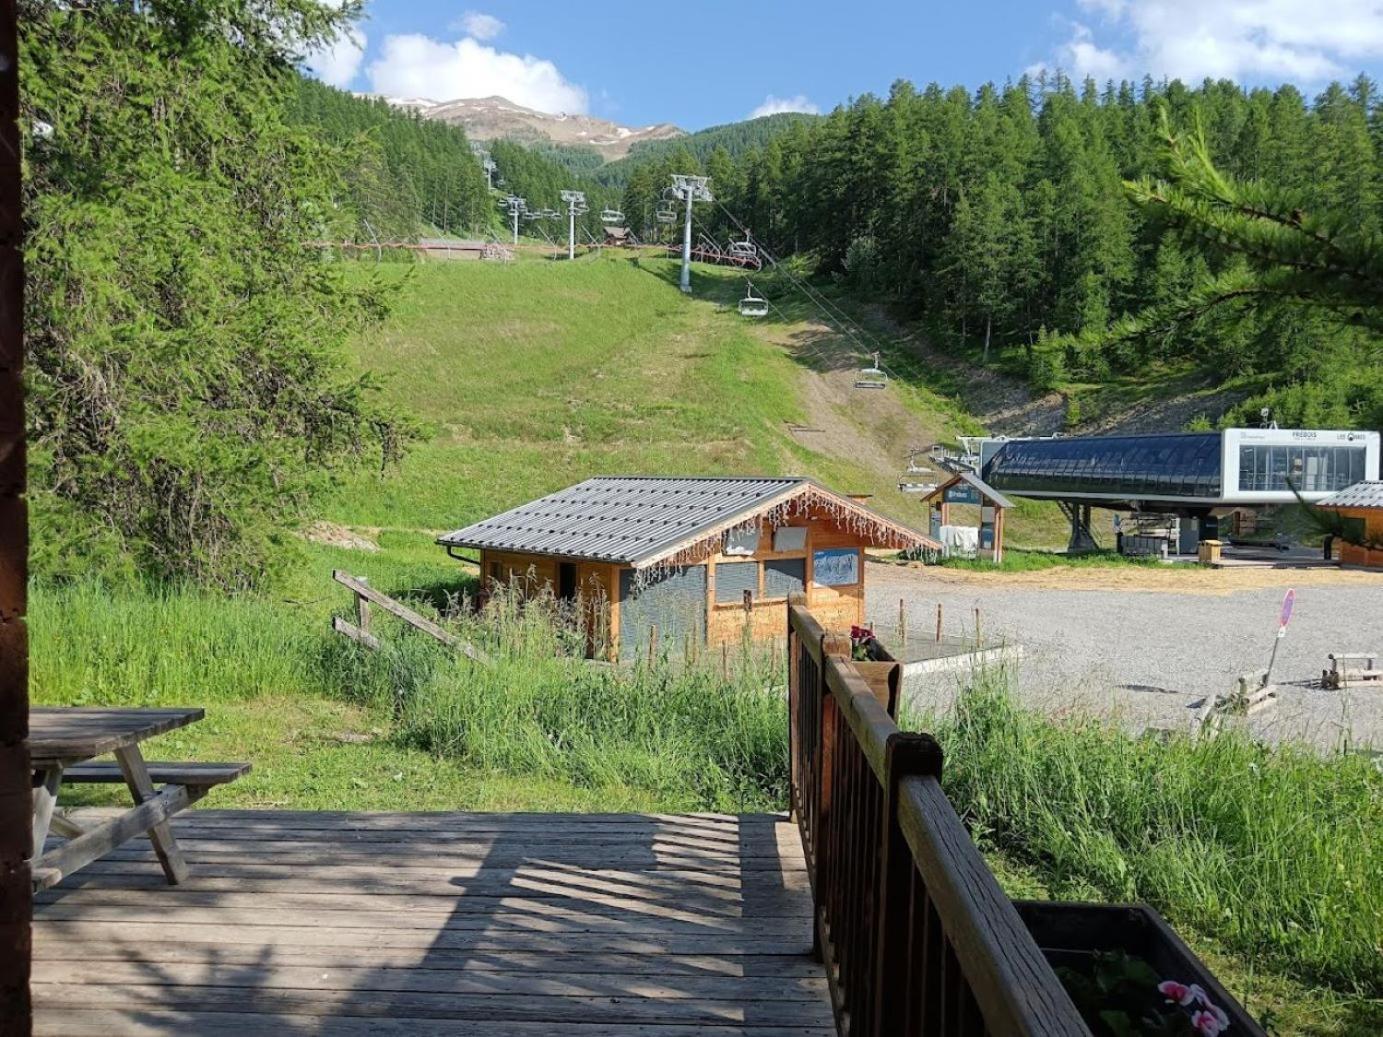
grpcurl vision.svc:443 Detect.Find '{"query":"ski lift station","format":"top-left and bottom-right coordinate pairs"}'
top-left (980, 427), bottom-right (1381, 553)
top-left (438, 476), bottom-right (938, 661)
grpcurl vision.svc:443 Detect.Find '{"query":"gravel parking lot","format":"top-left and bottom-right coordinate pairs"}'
top-left (866, 562), bottom-right (1383, 752)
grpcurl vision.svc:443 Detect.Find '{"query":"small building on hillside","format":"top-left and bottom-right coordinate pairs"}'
top-left (1316, 481), bottom-right (1383, 568)
top-left (603, 226), bottom-right (631, 247)
top-left (921, 470), bottom-right (1013, 563)
top-left (416, 238), bottom-right (487, 261)
top-left (437, 476), bottom-right (937, 660)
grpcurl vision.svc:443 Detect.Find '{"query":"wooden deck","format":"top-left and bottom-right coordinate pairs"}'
top-left (32, 810), bottom-right (834, 1036)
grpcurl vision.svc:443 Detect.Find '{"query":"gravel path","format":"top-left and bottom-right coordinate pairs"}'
top-left (866, 563), bottom-right (1383, 752)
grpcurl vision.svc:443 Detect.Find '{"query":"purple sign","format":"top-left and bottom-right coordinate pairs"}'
top-left (1279, 589), bottom-right (1295, 629)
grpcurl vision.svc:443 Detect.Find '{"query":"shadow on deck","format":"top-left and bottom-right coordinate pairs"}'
top-left (32, 810), bottom-right (835, 1036)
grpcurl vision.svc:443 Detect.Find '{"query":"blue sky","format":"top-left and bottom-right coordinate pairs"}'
top-left (307, 2), bottom-right (1383, 130)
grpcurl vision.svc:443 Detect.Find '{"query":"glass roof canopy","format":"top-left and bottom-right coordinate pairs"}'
top-left (983, 433), bottom-right (1223, 503)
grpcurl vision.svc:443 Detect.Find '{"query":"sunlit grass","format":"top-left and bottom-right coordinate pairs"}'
top-left (922, 673), bottom-right (1382, 995)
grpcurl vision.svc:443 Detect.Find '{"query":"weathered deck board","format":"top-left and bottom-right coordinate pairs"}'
top-left (32, 810), bottom-right (834, 1035)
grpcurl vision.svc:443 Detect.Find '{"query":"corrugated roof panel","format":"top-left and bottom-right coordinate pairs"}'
top-left (1317, 481), bottom-right (1383, 510)
top-left (438, 475), bottom-right (931, 566)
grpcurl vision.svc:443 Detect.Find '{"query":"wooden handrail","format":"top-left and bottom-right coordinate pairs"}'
top-left (787, 599), bottom-right (1088, 1037)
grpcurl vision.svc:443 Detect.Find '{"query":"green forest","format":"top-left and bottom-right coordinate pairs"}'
top-left (618, 75), bottom-right (1383, 431)
top-left (20, 0), bottom-right (1383, 589)
top-left (289, 77), bottom-right (490, 240)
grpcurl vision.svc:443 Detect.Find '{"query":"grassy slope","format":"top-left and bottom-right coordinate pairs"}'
top-left (325, 254), bottom-right (969, 533)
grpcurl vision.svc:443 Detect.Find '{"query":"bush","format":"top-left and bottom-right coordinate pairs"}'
top-left (1028, 348), bottom-right (1066, 392)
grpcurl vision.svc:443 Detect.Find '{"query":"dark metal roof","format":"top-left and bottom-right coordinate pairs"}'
top-left (1316, 481), bottom-right (1383, 510)
top-left (927, 470), bottom-right (1015, 510)
top-left (984, 432), bottom-right (1223, 502)
top-left (438, 476), bottom-right (934, 567)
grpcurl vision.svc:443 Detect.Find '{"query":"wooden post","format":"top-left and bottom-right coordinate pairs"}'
top-left (872, 734), bottom-right (944, 1037)
top-left (0, 0), bottom-right (31, 1024)
top-left (935, 603), bottom-right (942, 643)
top-left (898, 598), bottom-right (906, 648)
top-left (721, 642), bottom-right (728, 679)
top-left (648, 623), bottom-right (658, 661)
top-left (355, 576), bottom-right (371, 637)
top-left (813, 631), bottom-right (852, 963)
top-left (974, 607), bottom-right (981, 646)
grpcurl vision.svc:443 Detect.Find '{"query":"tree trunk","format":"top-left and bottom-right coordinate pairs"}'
top-left (983, 314), bottom-right (992, 363)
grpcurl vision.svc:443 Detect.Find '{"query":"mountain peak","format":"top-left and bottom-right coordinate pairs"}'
top-left (374, 94), bottom-right (685, 160)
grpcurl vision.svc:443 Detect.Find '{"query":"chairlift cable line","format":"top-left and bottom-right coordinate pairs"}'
top-left (688, 211), bottom-right (950, 412)
top-left (709, 198), bottom-right (911, 367)
top-left (690, 212), bottom-right (882, 363)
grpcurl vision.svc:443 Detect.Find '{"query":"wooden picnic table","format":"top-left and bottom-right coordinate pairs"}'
top-left (28, 707), bottom-right (248, 892)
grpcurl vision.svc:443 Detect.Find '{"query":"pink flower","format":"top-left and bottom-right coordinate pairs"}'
top-left (1191, 1009), bottom-right (1225, 1036)
top-left (1158, 980), bottom-right (1194, 1005)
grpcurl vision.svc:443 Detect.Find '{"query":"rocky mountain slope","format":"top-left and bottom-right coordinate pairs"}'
top-left (380, 95), bottom-right (684, 160)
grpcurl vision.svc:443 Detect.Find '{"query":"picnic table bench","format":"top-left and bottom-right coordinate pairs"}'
top-left (28, 707), bottom-right (249, 891)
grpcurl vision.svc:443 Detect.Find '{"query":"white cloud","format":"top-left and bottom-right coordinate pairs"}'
top-left (454, 11), bottom-right (505, 42)
top-left (749, 94), bottom-right (820, 119)
top-left (368, 34), bottom-right (588, 113)
top-left (303, 26), bottom-right (367, 89)
top-left (1046, 0), bottom-right (1383, 84)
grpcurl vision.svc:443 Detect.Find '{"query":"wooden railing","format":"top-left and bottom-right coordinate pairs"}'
top-left (787, 601), bottom-right (1089, 1037)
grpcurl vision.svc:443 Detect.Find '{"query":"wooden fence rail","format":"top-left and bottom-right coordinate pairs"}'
top-left (787, 600), bottom-right (1089, 1037)
top-left (332, 571), bottom-right (489, 664)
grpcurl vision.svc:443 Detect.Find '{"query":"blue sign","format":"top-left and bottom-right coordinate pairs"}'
top-left (944, 483), bottom-right (981, 505)
top-left (812, 548), bottom-right (859, 587)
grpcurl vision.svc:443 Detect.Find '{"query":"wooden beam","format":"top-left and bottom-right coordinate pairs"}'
top-left (114, 746), bottom-right (190, 885)
top-left (34, 784), bottom-right (202, 893)
top-left (332, 571), bottom-right (488, 663)
top-left (0, 0), bottom-right (31, 1025)
top-left (332, 615), bottom-right (381, 651)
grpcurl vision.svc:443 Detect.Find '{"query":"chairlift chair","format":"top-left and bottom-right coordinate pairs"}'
top-left (738, 280), bottom-right (769, 318)
top-left (897, 479), bottom-right (938, 494)
top-left (655, 205), bottom-right (677, 224)
top-left (854, 352), bottom-right (888, 390)
top-left (600, 208), bottom-right (625, 225)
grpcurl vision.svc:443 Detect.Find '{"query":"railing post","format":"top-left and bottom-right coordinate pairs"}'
top-left (786, 596), bottom-right (803, 822)
top-left (872, 731), bottom-right (944, 1037)
top-left (813, 630), bottom-right (851, 963)
top-left (853, 660), bottom-right (901, 718)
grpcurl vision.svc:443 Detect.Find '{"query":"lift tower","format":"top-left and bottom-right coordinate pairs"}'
top-left (670, 174), bottom-right (713, 293)
top-left (560, 190), bottom-right (587, 261)
top-left (499, 195), bottom-right (527, 245)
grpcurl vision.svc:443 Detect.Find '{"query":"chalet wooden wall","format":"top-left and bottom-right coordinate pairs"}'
top-left (1335, 511), bottom-right (1383, 568)
top-left (477, 506), bottom-right (875, 661)
top-left (702, 514), bottom-right (864, 649)
top-left (0, 0), bottom-right (31, 1028)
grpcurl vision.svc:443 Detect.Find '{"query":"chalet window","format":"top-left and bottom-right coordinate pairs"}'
top-left (763, 558), bottom-right (806, 599)
top-left (715, 561), bottom-right (759, 604)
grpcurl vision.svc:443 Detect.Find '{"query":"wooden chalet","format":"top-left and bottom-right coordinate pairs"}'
top-left (1317, 481), bottom-right (1383, 567)
top-left (438, 476), bottom-right (937, 660)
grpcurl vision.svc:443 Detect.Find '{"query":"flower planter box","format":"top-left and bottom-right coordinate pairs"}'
top-left (1014, 901), bottom-right (1266, 1037)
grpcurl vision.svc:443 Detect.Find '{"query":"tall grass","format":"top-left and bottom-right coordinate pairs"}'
top-left (350, 587), bottom-right (791, 812)
top-left (928, 674), bottom-right (1382, 993)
